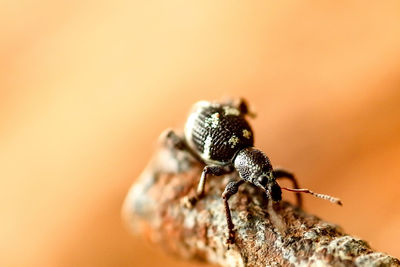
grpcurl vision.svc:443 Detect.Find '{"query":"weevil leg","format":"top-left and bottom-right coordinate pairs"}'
top-left (237, 98), bottom-right (256, 118)
top-left (197, 165), bottom-right (234, 197)
top-left (222, 180), bottom-right (245, 244)
top-left (223, 97), bottom-right (255, 117)
top-left (186, 165), bottom-right (234, 207)
top-left (161, 128), bottom-right (188, 150)
top-left (273, 168), bottom-right (303, 208)
top-left (237, 98), bottom-right (249, 114)
top-left (161, 128), bottom-right (202, 161)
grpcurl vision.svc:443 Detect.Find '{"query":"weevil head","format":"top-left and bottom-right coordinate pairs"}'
top-left (233, 147), bottom-right (282, 202)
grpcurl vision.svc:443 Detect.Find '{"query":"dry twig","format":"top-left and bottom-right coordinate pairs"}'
top-left (122, 145), bottom-right (400, 267)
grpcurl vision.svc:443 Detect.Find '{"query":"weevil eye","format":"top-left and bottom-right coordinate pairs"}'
top-left (271, 183), bottom-right (282, 201)
top-left (258, 175), bottom-right (268, 187)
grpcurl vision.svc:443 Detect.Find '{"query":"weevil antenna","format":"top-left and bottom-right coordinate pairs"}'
top-left (281, 187), bottom-right (342, 206)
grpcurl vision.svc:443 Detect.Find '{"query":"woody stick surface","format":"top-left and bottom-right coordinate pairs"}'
top-left (122, 146), bottom-right (400, 267)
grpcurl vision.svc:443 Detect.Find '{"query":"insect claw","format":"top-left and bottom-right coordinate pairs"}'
top-left (226, 229), bottom-right (236, 245)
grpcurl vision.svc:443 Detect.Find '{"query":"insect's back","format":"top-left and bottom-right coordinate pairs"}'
top-left (184, 101), bottom-right (254, 165)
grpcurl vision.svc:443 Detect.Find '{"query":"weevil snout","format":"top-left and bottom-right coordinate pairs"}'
top-left (269, 183), bottom-right (282, 202)
top-left (257, 173), bottom-right (282, 202)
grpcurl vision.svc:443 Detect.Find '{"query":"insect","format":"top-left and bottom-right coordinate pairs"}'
top-left (164, 98), bottom-right (342, 244)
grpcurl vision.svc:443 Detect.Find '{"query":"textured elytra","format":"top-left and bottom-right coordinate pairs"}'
top-left (185, 102), bottom-right (254, 164)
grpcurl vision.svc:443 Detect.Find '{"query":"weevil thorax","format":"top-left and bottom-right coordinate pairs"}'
top-left (233, 147), bottom-right (282, 201)
top-left (184, 100), bottom-right (254, 165)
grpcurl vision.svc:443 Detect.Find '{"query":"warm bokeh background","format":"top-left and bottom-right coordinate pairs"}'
top-left (1, 1), bottom-right (400, 266)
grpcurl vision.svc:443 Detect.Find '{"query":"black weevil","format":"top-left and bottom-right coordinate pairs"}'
top-left (164, 98), bottom-right (341, 244)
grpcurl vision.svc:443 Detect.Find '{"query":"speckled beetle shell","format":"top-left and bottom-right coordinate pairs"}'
top-left (184, 101), bottom-right (254, 165)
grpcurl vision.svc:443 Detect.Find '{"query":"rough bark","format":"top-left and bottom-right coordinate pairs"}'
top-left (122, 145), bottom-right (400, 267)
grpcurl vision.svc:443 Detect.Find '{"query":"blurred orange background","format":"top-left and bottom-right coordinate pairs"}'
top-left (1, 1), bottom-right (400, 266)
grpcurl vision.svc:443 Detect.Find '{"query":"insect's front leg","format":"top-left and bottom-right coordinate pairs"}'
top-left (185, 165), bottom-right (234, 207)
top-left (222, 180), bottom-right (244, 244)
top-left (273, 168), bottom-right (302, 208)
